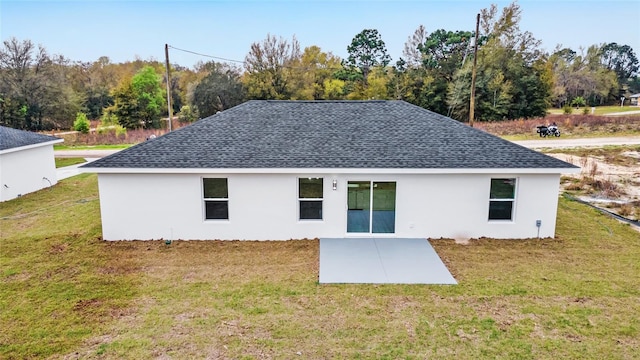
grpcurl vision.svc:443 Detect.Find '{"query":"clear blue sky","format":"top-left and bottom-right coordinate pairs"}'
top-left (1, 0), bottom-right (639, 69)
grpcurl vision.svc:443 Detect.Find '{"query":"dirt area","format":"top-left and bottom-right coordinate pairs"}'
top-left (547, 150), bottom-right (640, 224)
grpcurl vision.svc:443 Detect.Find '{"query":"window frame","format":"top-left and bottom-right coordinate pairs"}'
top-left (488, 177), bottom-right (516, 221)
top-left (298, 177), bottom-right (323, 221)
top-left (203, 177), bottom-right (229, 221)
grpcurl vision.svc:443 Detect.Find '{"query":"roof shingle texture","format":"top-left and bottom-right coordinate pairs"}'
top-left (83, 100), bottom-right (576, 169)
top-left (0, 126), bottom-right (61, 151)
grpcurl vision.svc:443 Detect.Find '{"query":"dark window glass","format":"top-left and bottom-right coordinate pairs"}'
top-left (299, 178), bottom-right (323, 198)
top-left (489, 201), bottom-right (513, 220)
top-left (205, 201), bottom-right (228, 220)
top-left (490, 178), bottom-right (515, 199)
top-left (203, 178), bottom-right (228, 198)
top-left (300, 200), bottom-right (322, 220)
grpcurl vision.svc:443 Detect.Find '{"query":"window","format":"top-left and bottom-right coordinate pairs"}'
top-left (203, 178), bottom-right (228, 220)
top-left (489, 178), bottom-right (516, 220)
top-left (299, 178), bottom-right (323, 220)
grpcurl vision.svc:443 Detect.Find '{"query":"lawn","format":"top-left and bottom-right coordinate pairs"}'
top-left (1, 175), bottom-right (639, 359)
top-left (547, 106), bottom-right (640, 116)
top-left (55, 157), bottom-right (87, 168)
top-left (53, 144), bottom-right (132, 151)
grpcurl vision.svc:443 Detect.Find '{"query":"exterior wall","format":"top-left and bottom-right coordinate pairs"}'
top-left (97, 172), bottom-right (561, 241)
top-left (0, 145), bottom-right (58, 202)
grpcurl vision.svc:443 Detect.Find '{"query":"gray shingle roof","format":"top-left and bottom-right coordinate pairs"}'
top-left (0, 126), bottom-right (62, 151)
top-left (82, 100), bottom-right (577, 170)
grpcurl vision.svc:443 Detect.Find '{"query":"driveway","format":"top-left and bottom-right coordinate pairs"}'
top-left (319, 238), bottom-right (457, 284)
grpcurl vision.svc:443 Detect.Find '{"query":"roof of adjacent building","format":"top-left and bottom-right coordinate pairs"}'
top-left (0, 125), bottom-right (63, 152)
top-left (82, 100), bottom-right (577, 170)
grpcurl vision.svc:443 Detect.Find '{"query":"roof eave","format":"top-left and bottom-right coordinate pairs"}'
top-left (80, 166), bottom-right (580, 175)
top-left (0, 138), bottom-right (64, 155)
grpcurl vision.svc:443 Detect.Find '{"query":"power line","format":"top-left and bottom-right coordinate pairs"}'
top-left (167, 44), bottom-right (346, 72)
top-left (168, 45), bottom-right (244, 64)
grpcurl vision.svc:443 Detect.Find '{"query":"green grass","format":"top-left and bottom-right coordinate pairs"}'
top-left (547, 106), bottom-right (640, 115)
top-left (502, 130), bottom-right (640, 141)
top-left (53, 144), bottom-right (132, 150)
top-left (1, 175), bottom-right (639, 358)
top-left (55, 157), bottom-right (87, 168)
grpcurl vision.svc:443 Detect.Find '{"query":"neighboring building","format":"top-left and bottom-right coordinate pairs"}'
top-left (81, 100), bottom-right (578, 241)
top-left (0, 126), bottom-right (63, 202)
top-left (630, 93), bottom-right (640, 106)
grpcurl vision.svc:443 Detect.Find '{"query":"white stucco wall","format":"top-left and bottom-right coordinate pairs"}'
top-left (0, 145), bottom-right (58, 202)
top-left (96, 172), bottom-right (562, 241)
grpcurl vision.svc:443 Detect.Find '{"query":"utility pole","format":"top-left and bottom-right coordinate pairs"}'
top-left (469, 13), bottom-right (480, 127)
top-left (165, 44), bottom-right (173, 132)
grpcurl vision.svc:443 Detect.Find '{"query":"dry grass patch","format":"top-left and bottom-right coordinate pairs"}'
top-left (477, 114), bottom-right (640, 139)
top-left (547, 145), bottom-right (640, 220)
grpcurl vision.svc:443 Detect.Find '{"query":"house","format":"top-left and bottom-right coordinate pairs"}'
top-left (630, 93), bottom-right (640, 106)
top-left (0, 126), bottom-right (63, 202)
top-left (81, 100), bottom-right (578, 241)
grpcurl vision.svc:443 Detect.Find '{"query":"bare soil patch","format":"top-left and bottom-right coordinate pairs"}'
top-left (546, 147), bottom-right (640, 223)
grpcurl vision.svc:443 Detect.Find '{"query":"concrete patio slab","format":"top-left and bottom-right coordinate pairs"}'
top-left (319, 238), bottom-right (457, 284)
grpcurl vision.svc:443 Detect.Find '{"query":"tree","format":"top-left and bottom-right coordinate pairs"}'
top-left (420, 29), bottom-right (474, 74)
top-left (130, 66), bottom-right (165, 128)
top-left (73, 112), bottom-right (90, 133)
top-left (0, 37), bottom-right (80, 130)
top-left (601, 42), bottom-right (639, 97)
top-left (190, 62), bottom-right (245, 118)
top-left (109, 80), bottom-right (140, 129)
top-left (345, 29), bottom-right (391, 86)
top-left (287, 46), bottom-right (343, 100)
top-left (108, 65), bottom-right (166, 129)
top-left (420, 29), bottom-right (474, 115)
top-left (402, 25), bottom-right (427, 68)
top-left (549, 45), bottom-right (619, 107)
top-left (243, 34), bottom-right (301, 99)
top-left (447, 2), bottom-right (551, 121)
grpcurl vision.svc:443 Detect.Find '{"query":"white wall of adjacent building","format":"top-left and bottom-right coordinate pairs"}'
top-left (0, 145), bottom-right (58, 202)
top-left (96, 172), bottom-right (561, 241)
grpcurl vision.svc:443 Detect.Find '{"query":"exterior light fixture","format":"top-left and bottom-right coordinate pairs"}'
top-left (332, 180), bottom-right (337, 190)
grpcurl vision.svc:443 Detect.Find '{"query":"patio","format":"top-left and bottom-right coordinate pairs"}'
top-left (319, 238), bottom-right (457, 284)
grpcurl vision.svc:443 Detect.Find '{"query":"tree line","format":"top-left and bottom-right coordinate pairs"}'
top-left (1, 2), bottom-right (637, 131)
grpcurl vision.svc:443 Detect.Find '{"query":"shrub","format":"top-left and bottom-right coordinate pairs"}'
top-left (73, 112), bottom-right (90, 134)
top-left (618, 203), bottom-right (633, 217)
top-left (178, 105), bottom-right (199, 123)
top-left (115, 124), bottom-right (127, 137)
top-left (582, 107), bottom-right (590, 115)
top-left (97, 123), bottom-right (127, 137)
top-left (562, 104), bottom-right (573, 114)
top-left (101, 112), bottom-right (118, 127)
top-left (571, 96), bottom-right (586, 108)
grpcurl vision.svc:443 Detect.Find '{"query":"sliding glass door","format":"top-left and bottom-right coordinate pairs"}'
top-left (347, 181), bottom-right (396, 234)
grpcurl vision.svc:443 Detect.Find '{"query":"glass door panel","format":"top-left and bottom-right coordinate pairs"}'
top-left (347, 181), bottom-right (396, 234)
top-left (347, 181), bottom-right (371, 233)
top-left (372, 182), bottom-right (396, 233)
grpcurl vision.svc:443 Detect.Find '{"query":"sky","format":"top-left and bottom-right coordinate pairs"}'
top-left (1, 0), bottom-right (639, 69)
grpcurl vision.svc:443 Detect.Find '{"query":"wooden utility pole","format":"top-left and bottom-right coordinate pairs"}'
top-left (469, 13), bottom-right (480, 127)
top-left (165, 44), bottom-right (173, 132)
